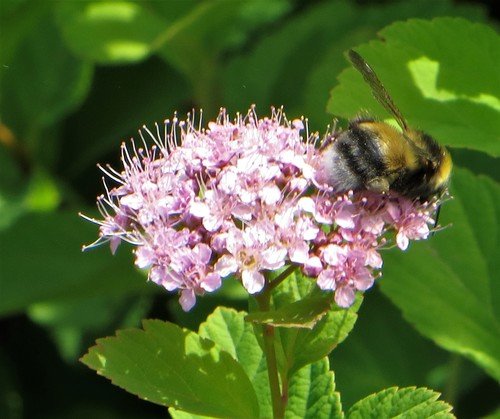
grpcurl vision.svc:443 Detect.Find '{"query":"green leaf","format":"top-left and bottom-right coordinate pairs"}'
top-left (380, 168), bottom-right (500, 380)
top-left (0, 212), bottom-right (148, 316)
top-left (245, 294), bottom-right (333, 328)
top-left (197, 308), bottom-right (344, 419)
top-left (271, 269), bottom-right (317, 307)
top-left (271, 273), bottom-right (361, 377)
top-left (302, 0), bottom-right (487, 129)
top-left (451, 148), bottom-right (500, 183)
top-left (169, 410), bottom-right (213, 419)
top-left (81, 319), bottom-right (259, 418)
top-left (347, 387), bottom-right (454, 418)
top-left (484, 181), bottom-right (500, 324)
top-left (279, 295), bottom-right (361, 377)
top-left (328, 18), bottom-right (500, 157)
top-left (286, 358), bottom-right (343, 419)
top-left (0, 10), bottom-right (93, 164)
top-left (169, 358), bottom-right (344, 419)
top-left (54, 1), bottom-right (165, 64)
top-left (482, 407), bottom-right (500, 419)
top-left (198, 307), bottom-right (272, 418)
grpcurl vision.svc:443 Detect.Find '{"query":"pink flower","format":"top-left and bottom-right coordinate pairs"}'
top-left (216, 224), bottom-right (287, 293)
top-left (386, 199), bottom-right (433, 250)
top-left (274, 200), bottom-right (319, 264)
top-left (83, 107), bottom-right (444, 310)
top-left (161, 244), bottom-right (221, 311)
top-left (317, 245), bottom-right (375, 307)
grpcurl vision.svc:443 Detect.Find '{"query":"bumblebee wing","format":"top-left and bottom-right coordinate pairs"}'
top-left (348, 50), bottom-right (409, 132)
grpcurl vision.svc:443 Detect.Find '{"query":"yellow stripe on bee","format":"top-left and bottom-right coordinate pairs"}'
top-left (359, 121), bottom-right (419, 171)
top-left (434, 149), bottom-right (453, 188)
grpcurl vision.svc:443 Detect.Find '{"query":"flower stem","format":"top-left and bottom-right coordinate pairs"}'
top-left (255, 289), bottom-right (285, 419)
top-left (268, 264), bottom-right (298, 293)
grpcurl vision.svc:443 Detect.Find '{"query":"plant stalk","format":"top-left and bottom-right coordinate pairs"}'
top-left (255, 288), bottom-right (284, 419)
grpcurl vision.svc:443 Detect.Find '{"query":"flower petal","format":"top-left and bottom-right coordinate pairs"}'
top-left (201, 272), bottom-right (222, 292)
top-left (317, 268), bottom-right (336, 291)
top-left (322, 244), bottom-right (345, 266)
top-left (189, 201), bottom-right (210, 218)
top-left (179, 289), bottom-right (196, 311)
top-left (215, 255), bottom-right (238, 277)
top-left (242, 269), bottom-right (265, 294)
top-left (335, 286), bottom-right (355, 308)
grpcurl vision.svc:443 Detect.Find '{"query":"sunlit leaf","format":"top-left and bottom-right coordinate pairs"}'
top-left (269, 273), bottom-right (361, 377)
top-left (305, 0), bottom-right (486, 128)
top-left (347, 387), bottom-right (454, 418)
top-left (328, 18), bottom-right (500, 156)
top-left (286, 358), bottom-right (343, 419)
top-left (198, 307), bottom-right (272, 418)
top-left (82, 319), bottom-right (259, 418)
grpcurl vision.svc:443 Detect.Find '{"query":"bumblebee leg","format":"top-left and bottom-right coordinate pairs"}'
top-left (432, 204), bottom-right (442, 233)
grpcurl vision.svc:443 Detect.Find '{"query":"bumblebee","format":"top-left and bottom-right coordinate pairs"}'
top-left (319, 50), bottom-right (452, 201)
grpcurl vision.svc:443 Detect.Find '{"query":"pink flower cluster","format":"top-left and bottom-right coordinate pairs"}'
top-left (83, 108), bottom-right (438, 311)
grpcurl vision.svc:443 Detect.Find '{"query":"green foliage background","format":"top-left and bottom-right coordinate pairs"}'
top-left (1, 0), bottom-right (499, 418)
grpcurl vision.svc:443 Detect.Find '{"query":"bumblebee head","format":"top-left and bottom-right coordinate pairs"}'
top-left (411, 131), bottom-right (452, 198)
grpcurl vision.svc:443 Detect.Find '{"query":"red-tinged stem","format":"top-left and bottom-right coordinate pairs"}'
top-left (254, 266), bottom-right (298, 418)
top-left (255, 288), bottom-right (284, 419)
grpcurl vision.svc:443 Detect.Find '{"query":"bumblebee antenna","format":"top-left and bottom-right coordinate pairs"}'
top-left (348, 50), bottom-right (409, 132)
